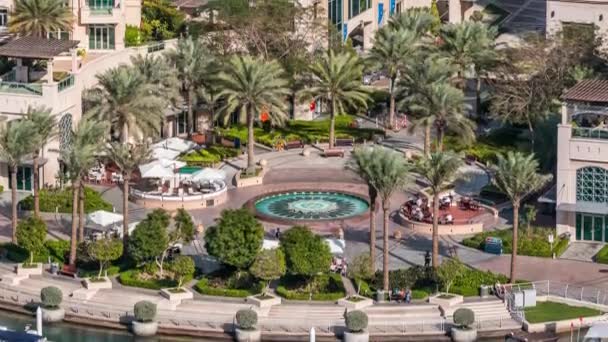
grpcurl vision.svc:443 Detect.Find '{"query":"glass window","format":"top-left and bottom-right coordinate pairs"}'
top-left (0, 9), bottom-right (7, 28)
top-left (48, 29), bottom-right (70, 40)
top-left (88, 0), bottom-right (114, 8)
top-left (576, 166), bottom-right (608, 203)
top-left (349, 0), bottom-right (370, 18)
top-left (176, 111), bottom-right (186, 135)
top-left (88, 25), bottom-right (115, 50)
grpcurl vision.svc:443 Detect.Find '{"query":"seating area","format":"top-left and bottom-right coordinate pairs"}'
top-left (323, 148), bottom-right (345, 158)
top-left (400, 193), bottom-right (482, 225)
top-left (85, 164), bottom-right (126, 185)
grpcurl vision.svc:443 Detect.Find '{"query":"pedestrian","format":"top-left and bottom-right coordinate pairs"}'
top-left (275, 227), bottom-right (281, 240)
top-left (424, 250), bottom-right (431, 268)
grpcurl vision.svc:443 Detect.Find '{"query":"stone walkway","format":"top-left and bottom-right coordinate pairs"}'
top-left (560, 242), bottom-right (604, 262)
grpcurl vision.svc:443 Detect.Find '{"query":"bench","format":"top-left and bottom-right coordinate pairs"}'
top-left (335, 138), bottom-right (354, 147)
top-left (285, 140), bottom-right (304, 150)
top-left (59, 264), bottom-right (77, 278)
top-left (323, 149), bottom-right (345, 158)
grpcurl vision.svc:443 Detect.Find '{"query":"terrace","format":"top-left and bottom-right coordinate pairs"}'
top-left (562, 79), bottom-right (608, 141)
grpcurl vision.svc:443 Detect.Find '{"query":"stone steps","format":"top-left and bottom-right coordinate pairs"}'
top-left (445, 300), bottom-right (521, 331)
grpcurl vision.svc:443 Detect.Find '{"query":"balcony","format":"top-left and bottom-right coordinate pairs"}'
top-left (80, 4), bottom-right (121, 24)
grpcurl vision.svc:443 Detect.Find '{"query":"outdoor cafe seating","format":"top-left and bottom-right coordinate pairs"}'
top-left (459, 197), bottom-right (480, 211)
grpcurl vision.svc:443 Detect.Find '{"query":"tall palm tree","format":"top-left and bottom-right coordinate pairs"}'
top-left (25, 106), bottom-right (56, 217)
top-left (166, 38), bottom-right (213, 136)
top-left (346, 147), bottom-right (380, 271)
top-left (0, 120), bottom-right (37, 243)
top-left (84, 65), bottom-right (164, 142)
top-left (365, 146), bottom-right (412, 291)
top-left (491, 152), bottom-right (552, 282)
top-left (130, 54), bottom-right (180, 107)
top-left (62, 118), bottom-right (108, 266)
top-left (105, 142), bottom-right (151, 247)
top-left (9, 0), bottom-right (73, 37)
top-left (414, 151), bottom-right (463, 268)
top-left (215, 55), bottom-right (290, 173)
top-left (388, 7), bottom-right (436, 37)
top-left (368, 26), bottom-right (418, 129)
top-left (301, 51), bottom-right (370, 149)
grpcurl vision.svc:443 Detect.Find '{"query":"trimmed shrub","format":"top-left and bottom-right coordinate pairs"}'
top-left (276, 273), bottom-right (346, 301)
top-left (345, 310), bottom-right (368, 333)
top-left (134, 301), bottom-right (157, 322)
top-left (236, 309), bottom-right (257, 330)
top-left (19, 187), bottom-right (112, 213)
top-left (118, 270), bottom-right (178, 290)
top-left (40, 286), bottom-right (62, 309)
top-left (596, 245), bottom-right (608, 264)
top-left (453, 308), bottom-right (475, 328)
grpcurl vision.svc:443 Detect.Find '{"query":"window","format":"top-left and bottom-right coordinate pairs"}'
top-left (576, 167), bottom-right (608, 203)
top-left (88, 25), bottom-right (115, 50)
top-left (88, 0), bottom-right (114, 8)
top-left (48, 29), bottom-right (70, 40)
top-left (328, 0), bottom-right (343, 29)
top-left (349, 0), bottom-right (371, 19)
top-left (0, 9), bottom-right (7, 28)
top-left (176, 111), bottom-right (186, 135)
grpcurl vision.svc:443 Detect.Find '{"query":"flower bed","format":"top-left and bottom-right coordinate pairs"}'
top-left (193, 271), bottom-right (264, 298)
top-left (462, 227), bottom-right (567, 258)
top-left (276, 274), bottom-right (346, 301)
top-left (19, 187), bottom-right (112, 214)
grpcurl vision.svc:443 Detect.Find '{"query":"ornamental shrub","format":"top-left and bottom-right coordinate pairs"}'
top-left (40, 286), bottom-right (62, 309)
top-left (453, 308), bottom-right (475, 328)
top-left (236, 309), bottom-right (257, 330)
top-left (134, 301), bottom-right (157, 323)
top-left (19, 187), bottom-right (112, 213)
top-left (345, 310), bottom-right (368, 333)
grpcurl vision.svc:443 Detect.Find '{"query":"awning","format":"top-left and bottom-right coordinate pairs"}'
top-left (537, 185), bottom-right (556, 204)
top-left (262, 239), bottom-right (280, 250)
top-left (86, 210), bottom-right (123, 230)
top-left (190, 168), bottom-right (226, 183)
top-left (153, 137), bottom-right (196, 153)
top-left (325, 238), bottom-right (345, 255)
top-left (152, 148), bottom-right (180, 160)
top-left (0, 36), bottom-right (79, 59)
top-left (139, 162), bottom-right (175, 179)
top-left (557, 202), bottom-right (608, 215)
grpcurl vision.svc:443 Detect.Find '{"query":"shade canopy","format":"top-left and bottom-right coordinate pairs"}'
top-left (87, 210), bottom-right (123, 228)
top-left (158, 159), bottom-right (187, 169)
top-left (153, 137), bottom-right (196, 153)
top-left (190, 168), bottom-right (226, 182)
top-left (325, 238), bottom-right (345, 255)
top-left (152, 148), bottom-right (181, 160)
top-left (0, 36), bottom-right (80, 59)
top-left (262, 239), bottom-right (280, 250)
top-left (139, 162), bottom-right (175, 179)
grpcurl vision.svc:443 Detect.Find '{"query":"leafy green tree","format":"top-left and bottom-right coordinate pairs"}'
top-left (388, 7), bottom-right (436, 36)
top-left (280, 226), bottom-right (331, 278)
top-left (170, 255), bottom-right (195, 288)
top-left (142, 0), bottom-right (185, 40)
top-left (128, 210), bottom-right (169, 265)
top-left (491, 152), bottom-right (552, 282)
top-left (130, 54), bottom-right (180, 107)
top-left (414, 151), bottom-right (462, 269)
top-left (348, 253), bottom-right (374, 295)
top-left (9, 0), bottom-right (73, 37)
top-left (301, 51), bottom-right (370, 149)
top-left (437, 258), bottom-right (465, 293)
top-left (205, 209), bottom-right (264, 270)
top-left (88, 238), bottom-right (123, 278)
top-left (0, 120), bottom-right (37, 242)
top-left (523, 204), bottom-right (537, 238)
top-left (215, 56), bottom-right (289, 173)
top-left (173, 208), bottom-right (195, 241)
top-left (249, 248), bottom-right (286, 295)
top-left (16, 216), bottom-right (47, 264)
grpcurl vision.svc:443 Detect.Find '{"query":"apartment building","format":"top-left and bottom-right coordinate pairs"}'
top-left (547, 0), bottom-right (608, 39)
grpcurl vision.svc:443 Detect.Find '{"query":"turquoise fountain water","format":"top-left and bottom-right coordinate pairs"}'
top-left (254, 191), bottom-right (369, 221)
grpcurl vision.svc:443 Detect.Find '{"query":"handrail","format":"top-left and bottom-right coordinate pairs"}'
top-left (0, 81), bottom-right (43, 95)
top-left (58, 74), bottom-right (75, 92)
top-left (572, 126), bottom-right (608, 140)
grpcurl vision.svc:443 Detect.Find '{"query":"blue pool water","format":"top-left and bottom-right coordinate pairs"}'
top-left (254, 191), bottom-right (369, 221)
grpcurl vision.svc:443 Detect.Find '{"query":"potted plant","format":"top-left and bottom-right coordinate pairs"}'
top-left (235, 308), bottom-right (261, 342)
top-left (160, 256), bottom-right (195, 302)
top-left (451, 308), bottom-right (477, 342)
top-left (83, 238), bottom-right (122, 289)
top-left (248, 249), bottom-right (284, 308)
top-left (131, 300), bottom-right (158, 336)
top-left (344, 310), bottom-right (369, 342)
top-left (40, 286), bottom-right (64, 322)
top-left (15, 217), bottom-right (46, 276)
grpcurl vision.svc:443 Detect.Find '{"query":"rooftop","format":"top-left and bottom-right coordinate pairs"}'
top-left (0, 36), bottom-right (79, 59)
top-left (562, 79), bottom-right (608, 103)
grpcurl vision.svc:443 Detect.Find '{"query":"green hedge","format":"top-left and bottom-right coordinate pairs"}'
top-left (194, 278), bottom-right (264, 298)
top-left (179, 146), bottom-right (240, 167)
top-left (462, 227), bottom-right (565, 258)
top-left (596, 245), bottom-right (608, 264)
top-left (1, 240), bottom-right (70, 264)
top-left (276, 274), bottom-right (346, 301)
top-left (118, 270), bottom-right (179, 290)
top-left (19, 187), bottom-right (112, 214)
top-left (450, 268), bottom-right (508, 297)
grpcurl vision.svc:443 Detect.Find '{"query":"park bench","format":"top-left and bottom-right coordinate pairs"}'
top-left (284, 140), bottom-right (304, 150)
top-left (335, 138), bottom-right (354, 147)
top-left (59, 264), bottom-right (77, 278)
top-left (323, 149), bottom-right (345, 158)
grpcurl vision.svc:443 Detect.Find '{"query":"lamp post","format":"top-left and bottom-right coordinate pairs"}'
top-left (548, 233), bottom-right (555, 259)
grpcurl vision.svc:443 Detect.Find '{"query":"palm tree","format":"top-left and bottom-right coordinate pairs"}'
top-left (84, 65), bottom-right (164, 142)
top-left (365, 146), bottom-right (412, 291)
top-left (301, 51), bottom-right (370, 149)
top-left (491, 152), bottom-right (552, 282)
top-left (368, 26), bottom-right (418, 129)
top-left (105, 142), bottom-right (151, 247)
top-left (165, 38), bottom-right (213, 136)
top-left (62, 118), bottom-right (108, 266)
top-left (346, 147), bottom-right (380, 271)
top-left (25, 106), bottom-right (56, 217)
top-left (0, 120), bottom-right (37, 243)
top-left (414, 151), bottom-right (463, 268)
top-left (388, 7), bottom-right (436, 37)
top-left (9, 0), bottom-right (73, 37)
top-left (130, 54), bottom-right (180, 107)
top-left (215, 55), bottom-right (290, 173)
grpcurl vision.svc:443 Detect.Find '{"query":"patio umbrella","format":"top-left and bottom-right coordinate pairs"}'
top-left (152, 147), bottom-right (180, 161)
top-left (139, 162), bottom-right (175, 179)
top-left (158, 159), bottom-right (187, 170)
top-left (324, 238), bottom-right (345, 255)
top-left (153, 137), bottom-right (196, 153)
top-left (86, 210), bottom-right (123, 230)
top-left (190, 168), bottom-right (226, 183)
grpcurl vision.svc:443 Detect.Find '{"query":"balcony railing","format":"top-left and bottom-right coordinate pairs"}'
top-left (58, 74), bottom-right (75, 92)
top-left (0, 81), bottom-right (43, 95)
top-left (146, 42), bottom-right (165, 53)
top-left (572, 126), bottom-right (608, 140)
top-left (0, 69), bottom-right (16, 82)
top-left (89, 7), bottom-right (113, 15)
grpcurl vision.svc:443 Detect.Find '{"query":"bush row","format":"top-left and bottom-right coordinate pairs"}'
top-left (461, 227), bottom-right (566, 258)
top-left (194, 278), bottom-right (263, 298)
top-left (19, 187), bottom-right (112, 214)
top-left (2, 240), bottom-right (70, 264)
top-left (118, 270), bottom-right (179, 290)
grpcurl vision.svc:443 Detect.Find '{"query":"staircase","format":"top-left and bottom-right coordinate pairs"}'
top-left (444, 299), bottom-right (521, 332)
top-left (560, 242), bottom-right (604, 262)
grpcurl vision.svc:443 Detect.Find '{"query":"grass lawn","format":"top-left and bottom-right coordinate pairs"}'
top-left (524, 301), bottom-right (601, 323)
top-left (595, 245), bottom-right (608, 264)
top-left (461, 227), bottom-right (568, 258)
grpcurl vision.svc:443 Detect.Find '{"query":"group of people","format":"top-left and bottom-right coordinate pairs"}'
top-left (401, 193), bottom-right (456, 224)
top-left (330, 256), bottom-right (348, 275)
top-left (392, 288), bottom-right (413, 303)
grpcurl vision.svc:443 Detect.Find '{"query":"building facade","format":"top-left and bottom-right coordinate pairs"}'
top-left (556, 80), bottom-right (608, 243)
top-left (547, 0), bottom-right (608, 38)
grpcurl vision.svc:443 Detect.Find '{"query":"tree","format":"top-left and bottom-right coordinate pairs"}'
top-left (491, 152), bottom-right (552, 282)
top-left (130, 54), bottom-right (180, 107)
top-left (105, 142), bottom-right (151, 246)
top-left (16, 216), bottom-right (47, 264)
top-left (414, 151), bottom-right (463, 268)
top-left (280, 226), bottom-right (331, 278)
top-left (348, 254), bottom-right (374, 295)
top-left (437, 258), bottom-right (465, 294)
top-left (215, 56), bottom-right (289, 173)
top-left (363, 147), bottom-right (412, 291)
top-left (84, 65), bottom-right (164, 142)
top-left (0, 120), bottom-right (37, 242)
top-left (128, 210), bottom-right (169, 266)
top-left (301, 51), bottom-right (370, 149)
top-left (25, 106), bottom-right (56, 217)
top-left (346, 147), bottom-right (380, 271)
top-left (88, 238), bottom-right (123, 279)
top-left (388, 7), bottom-right (437, 37)
top-left (205, 209), bottom-right (263, 271)
top-left (156, 208), bottom-right (195, 277)
top-left (523, 204), bottom-right (537, 238)
top-left (169, 255), bottom-right (195, 289)
top-left (249, 248), bottom-right (286, 295)
top-left (9, 0), bottom-right (73, 37)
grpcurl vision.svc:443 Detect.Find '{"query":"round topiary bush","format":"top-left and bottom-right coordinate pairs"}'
top-left (345, 310), bottom-right (368, 333)
top-left (134, 301), bottom-right (157, 323)
top-left (453, 308), bottom-right (475, 328)
top-left (236, 309), bottom-right (258, 330)
top-left (40, 286), bottom-right (62, 309)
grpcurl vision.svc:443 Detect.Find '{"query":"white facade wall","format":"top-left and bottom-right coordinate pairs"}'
top-left (547, 0), bottom-right (608, 38)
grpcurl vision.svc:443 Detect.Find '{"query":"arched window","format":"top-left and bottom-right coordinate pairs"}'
top-left (58, 113), bottom-right (72, 152)
top-left (577, 166), bottom-right (608, 202)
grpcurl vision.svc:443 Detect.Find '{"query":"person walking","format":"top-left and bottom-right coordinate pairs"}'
top-left (424, 250), bottom-right (431, 268)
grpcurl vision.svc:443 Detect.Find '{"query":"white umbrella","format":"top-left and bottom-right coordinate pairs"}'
top-left (191, 168), bottom-right (226, 182)
top-left (159, 159), bottom-right (187, 169)
top-left (139, 162), bottom-right (175, 179)
top-left (262, 239), bottom-right (280, 250)
top-left (152, 147), bottom-right (180, 161)
top-left (324, 238), bottom-right (345, 255)
top-left (87, 210), bottom-right (123, 227)
top-left (153, 137), bottom-right (196, 153)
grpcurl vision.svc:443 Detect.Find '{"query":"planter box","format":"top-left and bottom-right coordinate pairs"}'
top-left (429, 293), bottom-right (464, 310)
top-left (247, 294), bottom-right (281, 308)
top-left (160, 288), bottom-right (193, 302)
top-left (235, 328), bottom-right (261, 342)
top-left (343, 331), bottom-right (369, 342)
top-left (338, 296), bottom-right (374, 310)
top-left (132, 320), bottom-right (158, 337)
top-left (451, 327), bottom-right (477, 342)
top-left (82, 277), bottom-right (112, 290)
top-left (16, 263), bottom-right (43, 276)
top-left (235, 168), bottom-right (266, 188)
